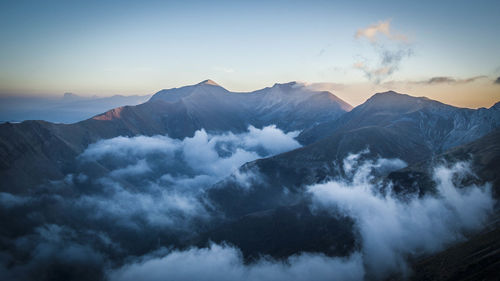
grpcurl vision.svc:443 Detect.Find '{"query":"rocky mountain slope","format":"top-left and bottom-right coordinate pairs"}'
top-left (150, 80), bottom-right (352, 133)
top-left (299, 91), bottom-right (500, 153)
top-left (388, 128), bottom-right (500, 198)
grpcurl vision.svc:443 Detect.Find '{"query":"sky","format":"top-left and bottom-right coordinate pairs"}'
top-left (0, 0), bottom-right (499, 107)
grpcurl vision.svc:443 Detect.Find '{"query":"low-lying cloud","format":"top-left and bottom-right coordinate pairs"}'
top-left (0, 138), bottom-right (495, 281)
top-left (309, 152), bottom-right (495, 279)
top-left (76, 125), bottom-right (301, 229)
top-left (105, 151), bottom-right (495, 281)
top-left (0, 125), bottom-right (301, 281)
top-left (109, 244), bottom-right (364, 281)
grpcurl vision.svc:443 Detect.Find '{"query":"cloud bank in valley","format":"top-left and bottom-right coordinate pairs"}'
top-left (109, 244), bottom-right (364, 281)
top-left (81, 124), bottom-right (300, 179)
top-left (106, 151), bottom-right (495, 281)
top-left (0, 125), bottom-right (301, 281)
top-left (309, 152), bottom-right (495, 279)
top-left (76, 125), bottom-right (302, 230)
top-left (0, 130), bottom-right (495, 281)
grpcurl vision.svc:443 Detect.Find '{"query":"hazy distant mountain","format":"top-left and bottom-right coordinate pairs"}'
top-left (0, 93), bottom-right (151, 123)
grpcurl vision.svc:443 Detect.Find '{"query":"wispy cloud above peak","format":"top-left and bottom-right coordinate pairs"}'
top-left (355, 19), bottom-right (408, 43)
top-left (353, 19), bottom-right (413, 84)
top-left (418, 75), bottom-right (487, 85)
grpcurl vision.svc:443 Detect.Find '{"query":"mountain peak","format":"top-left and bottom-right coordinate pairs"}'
top-left (491, 101), bottom-right (500, 110)
top-left (371, 90), bottom-right (405, 98)
top-left (198, 79), bottom-right (220, 86)
top-left (272, 81), bottom-right (303, 88)
top-left (361, 90), bottom-right (454, 114)
top-left (62, 92), bottom-right (81, 101)
top-left (367, 91), bottom-right (427, 103)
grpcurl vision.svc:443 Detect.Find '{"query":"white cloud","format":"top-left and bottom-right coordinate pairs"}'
top-left (2, 140), bottom-right (496, 281)
top-left (108, 243), bottom-right (364, 281)
top-left (80, 135), bottom-right (180, 160)
top-left (181, 129), bottom-right (260, 177)
top-left (181, 126), bottom-right (300, 177)
top-left (0, 192), bottom-right (29, 208)
top-left (243, 125), bottom-right (300, 155)
top-left (104, 151), bottom-right (495, 281)
top-left (72, 125), bottom-right (302, 229)
top-left (308, 152), bottom-right (495, 279)
top-left (75, 178), bottom-right (207, 229)
top-left (110, 159), bottom-right (151, 178)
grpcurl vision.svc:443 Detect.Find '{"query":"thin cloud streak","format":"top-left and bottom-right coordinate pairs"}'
top-left (415, 75), bottom-right (488, 85)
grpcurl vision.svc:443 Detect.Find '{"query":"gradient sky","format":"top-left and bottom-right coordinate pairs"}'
top-left (0, 0), bottom-right (499, 107)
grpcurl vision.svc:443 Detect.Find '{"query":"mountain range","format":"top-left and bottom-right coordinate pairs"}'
top-left (0, 80), bottom-right (351, 193)
top-left (0, 80), bottom-right (499, 281)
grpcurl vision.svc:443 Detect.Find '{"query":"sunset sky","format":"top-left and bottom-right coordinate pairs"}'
top-left (1, 0), bottom-right (499, 108)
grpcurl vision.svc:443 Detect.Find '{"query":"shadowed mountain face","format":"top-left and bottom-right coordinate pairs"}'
top-left (299, 91), bottom-right (500, 153)
top-left (410, 212), bottom-right (500, 281)
top-left (388, 129), bottom-right (500, 198)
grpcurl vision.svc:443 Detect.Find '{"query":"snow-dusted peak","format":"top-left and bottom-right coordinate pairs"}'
top-left (198, 79), bottom-right (220, 86)
top-left (272, 81), bottom-right (306, 89)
